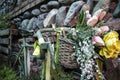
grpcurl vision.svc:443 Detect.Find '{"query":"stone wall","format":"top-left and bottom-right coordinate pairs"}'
top-left (11, 0), bottom-right (120, 30)
top-left (9, 0), bottom-right (120, 79)
top-left (0, 29), bottom-right (10, 65)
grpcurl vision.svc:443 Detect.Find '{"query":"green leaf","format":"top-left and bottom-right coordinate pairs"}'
top-left (96, 20), bottom-right (105, 27)
top-left (0, 13), bottom-right (11, 29)
top-left (55, 32), bottom-right (60, 64)
top-left (41, 61), bottom-right (46, 80)
top-left (0, 66), bottom-right (18, 80)
top-left (76, 10), bottom-right (88, 31)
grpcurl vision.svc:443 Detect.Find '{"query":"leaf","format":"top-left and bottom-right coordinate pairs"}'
top-left (76, 10), bottom-right (88, 31)
top-left (96, 20), bottom-right (105, 27)
top-left (0, 66), bottom-right (18, 80)
top-left (76, 11), bottom-right (84, 30)
top-left (55, 32), bottom-right (60, 64)
top-left (51, 67), bottom-right (59, 80)
top-left (41, 61), bottom-right (46, 80)
top-left (0, 13), bottom-right (11, 29)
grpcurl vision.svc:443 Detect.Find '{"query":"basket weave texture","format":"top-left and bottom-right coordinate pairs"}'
top-left (42, 32), bottom-right (56, 43)
top-left (59, 37), bottom-right (79, 69)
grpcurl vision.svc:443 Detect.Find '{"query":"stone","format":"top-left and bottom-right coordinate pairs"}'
top-left (80, 3), bottom-right (90, 12)
top-left (103, 18), bottom-right (120, 31)
top-left (103, 12), bottom-right (112, 22)
top-left (109, 2), bottom-right (117, 13)
top-left (87, 0), bottom-right (93, 11)
top-left (19, 16), bottom-right (24, 20)
top-left (64, 1), bottom-right (85, 26)
top-left (23, 11), bottom-right (31, 19)
top-left (13, 18), bottom-right (22, 28)
top-left (26, 13), bottom-right (47, 30)
top-left (17, 0), bottom-right (22, 5)
top-left (55, 6), bottom-right (67, 27)
top-left (47, 1), bottom-right (59, 9)
top-left (113, 1), bottom-right (120, 18)
top-left (37, 13), bottom-right (48, 29)
top-left (31, 9), bottom-right (40, 16)
top-left (58, 0), bottom-right (75, 5)
top-left (43, 9), bottom-right (58, 28)
top-left (68, 16), bottom-right (77, 27)
top-left (27, 17), bottom-right (38, 30)
top-left (21, 19), bottom-right (29, 29)
top-left (40, 4), bottom-right (49, 13)
top-left (92, 0), bottom-right (110, 14)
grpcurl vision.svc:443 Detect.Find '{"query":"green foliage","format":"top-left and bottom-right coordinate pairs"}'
top-left (51, 65), bottom-right (74, 80)
top-left (55, 32), bottom-right (60, 64)
top-left (0, 13), bottom-right (11, 29)
top-left (76, 10), bottom-right (88, 31)
top-left (20, 73), bottom-right (40, 80)
top-left (0, 66), bottom-right (18, 80)
top-left (73, 10), bottom-right (106, 80)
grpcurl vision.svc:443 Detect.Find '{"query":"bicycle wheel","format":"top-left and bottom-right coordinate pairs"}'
top-left (9, 51), bottom-right (25, 78)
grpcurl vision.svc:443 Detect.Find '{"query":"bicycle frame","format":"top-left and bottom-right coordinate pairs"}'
top-left (34, 27), bottom-right (73, 80)
top-left (12, 36), bottom-right (33, 78)
top-left (11, 27), bottom-right (73, 79)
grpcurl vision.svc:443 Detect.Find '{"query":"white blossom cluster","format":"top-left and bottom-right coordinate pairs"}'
top-left (76, 37), bottom-right (105, 80)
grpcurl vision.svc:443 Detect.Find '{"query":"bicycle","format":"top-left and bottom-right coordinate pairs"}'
top-left (9, 27), bottom-right (76, 80)
top-left (33, 26), bottom-right (76, 80)
top-left (9, 29), bottom-right (34, 78)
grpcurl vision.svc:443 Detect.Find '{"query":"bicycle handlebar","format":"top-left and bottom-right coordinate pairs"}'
top-left (39, 27), bottom-right (74, 33)
top-left (33, 27), bottom-right (74, 38)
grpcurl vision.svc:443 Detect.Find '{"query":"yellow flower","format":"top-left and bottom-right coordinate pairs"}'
top-left (103, 31), bottom-right (119, 41)
top-left (99, 31), bottom-right (120, 59)
top-left (99, 48), bottom-right (108, 56)
top-left (99, 47), bottom-right (119, 59)
top-left (105, 37), bottom-right (118, 51)
top-left (113, 40), bottom-right (120, 51)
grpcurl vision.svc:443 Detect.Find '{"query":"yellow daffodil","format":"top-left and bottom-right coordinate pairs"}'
top-left (100, 48), bottom-right (119, 59)
top-left (113, 40), bottom-right (120, 51)
top-left (99, 48), bottom-right (108, 56)
top-left (104, 50), bottom-right (114, 58)
top-left (105, 37), bottom-right (118, 51)
top-left (99, 31), bottom-right (120, 59)
top-left (103, 31), bottom-right (119, 41)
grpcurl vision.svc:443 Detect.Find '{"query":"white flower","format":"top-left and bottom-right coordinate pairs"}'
top-left (100, 26), bottom-right (109, 32)
top-left (87, 16), bottom-right (98, 27)
top-left (93, 9), bottom-right (106, 21)
top-left (93, 36), bottom-right (105, 46)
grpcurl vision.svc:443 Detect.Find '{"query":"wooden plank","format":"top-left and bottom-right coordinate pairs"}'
top-left (0, 53), bottom-right (8, 65)
top-left (0, 29), bottom-right (9, 36)
top-left (0, 46), bottom-right (9, 54)
top-left (0, 38), bottom-right (9, 45)
top-left (10, 0), bottom-right (44, 18)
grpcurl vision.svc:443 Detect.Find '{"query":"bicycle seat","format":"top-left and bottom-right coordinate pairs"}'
top-left (18, 28), bottom-right (34, 37)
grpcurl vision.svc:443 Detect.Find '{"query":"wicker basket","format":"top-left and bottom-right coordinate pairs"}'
top-left (59, 37), bottom-right (79, 69)
top-left (42, 32), bottom-right (56, 43)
